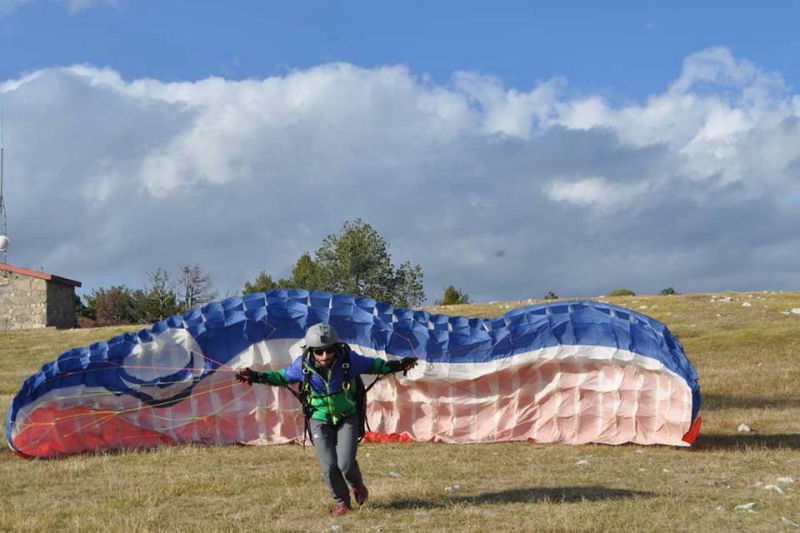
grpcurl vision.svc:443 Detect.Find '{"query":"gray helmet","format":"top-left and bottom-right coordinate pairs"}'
top-left (302, 323), bottom-right (341, 350)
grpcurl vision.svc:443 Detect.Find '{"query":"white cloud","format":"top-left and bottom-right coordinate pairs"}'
top-left (3, 47), bottom-right (800, 303)
top-left (57, 0), bottom-right (117, 14)
top-left (545, 177), bottom-right (649, 211)
top-left (452, 72), bottom-right (564, 137)
top-left (0, 0), bottom-right (116, 15)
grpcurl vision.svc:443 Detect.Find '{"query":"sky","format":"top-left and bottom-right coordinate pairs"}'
top-left (2, 1), bottom-right (800, 305)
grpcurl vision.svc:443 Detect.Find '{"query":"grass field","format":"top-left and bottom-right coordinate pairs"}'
top-left (2, 292), bottom-right (799, 532)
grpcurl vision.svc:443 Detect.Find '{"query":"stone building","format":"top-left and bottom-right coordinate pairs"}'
top-left (0, 263), bottom-right (82, 329)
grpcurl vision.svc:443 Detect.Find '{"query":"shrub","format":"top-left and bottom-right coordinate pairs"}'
top-left (607, 288), bottom-right (636, 297)
top-left (435, 286), bottom-right (470, 305)
top-left (76, 316), bottom-right (96, 328)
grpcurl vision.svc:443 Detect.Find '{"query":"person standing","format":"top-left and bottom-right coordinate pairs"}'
top-left (236, 323), bottom-right (417, 515)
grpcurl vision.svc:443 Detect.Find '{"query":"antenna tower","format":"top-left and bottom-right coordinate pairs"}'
top-left (0, 100), bottom-right (8, 264)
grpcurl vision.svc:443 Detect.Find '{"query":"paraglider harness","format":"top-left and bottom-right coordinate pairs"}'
top-left (284, 343), bottom-right (389, 446)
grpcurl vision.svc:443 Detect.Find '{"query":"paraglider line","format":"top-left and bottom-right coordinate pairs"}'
top-left (35, 344), bottom-right (242, 388)
top-left (14, 377), bottom-right (271, 452)
top-left (188, 348), bottom-right (236, 370)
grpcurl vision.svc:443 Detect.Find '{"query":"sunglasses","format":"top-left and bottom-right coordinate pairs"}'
top-left (312, 347), bottom-right (335, 356)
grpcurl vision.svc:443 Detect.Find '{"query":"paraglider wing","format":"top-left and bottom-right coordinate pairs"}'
top-left (6, 290), bottom-right (700, 458)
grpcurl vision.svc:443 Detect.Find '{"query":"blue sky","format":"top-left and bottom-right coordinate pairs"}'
top-left (6, 2), bottom-right (800, 97)
top-left (2, 1), bottom-right (800, 304)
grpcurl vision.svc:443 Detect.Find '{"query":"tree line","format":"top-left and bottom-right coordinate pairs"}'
top-left (76, 264), bottom-right (217, 326)
top-left (243, 219), bottom-right (429, 307)
top-left (76, 219), bottom-right (475, 326)
top-left (75, 218), bottom-right (680, 328)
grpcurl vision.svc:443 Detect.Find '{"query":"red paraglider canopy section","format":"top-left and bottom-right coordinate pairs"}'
top-left (682, 416), bottom-right (702, 445)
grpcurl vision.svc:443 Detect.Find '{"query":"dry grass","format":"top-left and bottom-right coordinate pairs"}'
top-left (0, 325), bottom-right (142, 396)
top-left (1, 292), bottom-right (799, 532)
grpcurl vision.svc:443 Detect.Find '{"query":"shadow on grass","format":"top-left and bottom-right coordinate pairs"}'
top-left (693, 432), bottom-right (800, 450)
top-left (376, 486), bottom-right (650, 510)
top-left (700, 394), bottom-right (800, 410)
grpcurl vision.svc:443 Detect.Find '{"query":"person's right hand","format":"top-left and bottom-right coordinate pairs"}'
top-left (235, 367), bottom-right (260, 386)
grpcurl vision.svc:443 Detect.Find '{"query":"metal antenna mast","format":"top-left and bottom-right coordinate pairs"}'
top-left (0, 100), bottom-right (8, 264)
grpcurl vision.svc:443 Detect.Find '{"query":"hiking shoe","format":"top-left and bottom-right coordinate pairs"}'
top-left (333, 503), bottom-right (352, 516)
top-left (353, 484), bottom-right (369, 506)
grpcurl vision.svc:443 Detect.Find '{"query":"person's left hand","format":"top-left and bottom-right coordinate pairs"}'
top-left (399, 357), bottom-right (418, 375)
top-left (388, 357), bottom-right (419, 375)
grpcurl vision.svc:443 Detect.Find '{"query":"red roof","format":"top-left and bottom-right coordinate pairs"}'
top-left (0, 263), bottom-right (82, 287)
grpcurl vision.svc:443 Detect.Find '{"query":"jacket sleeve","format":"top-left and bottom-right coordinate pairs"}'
top-left (281, 355), bottom-right (306, 383)
top-left (259, 368), bottom-right (290, 386)
top-left (371, 358), bottom-right (395, 375)
top-left (260, 356), bottom-right (305, 385)
top-left (351, 350), bottom-right (398, 375)
top-left (346, 349), bottom-right (394, 376)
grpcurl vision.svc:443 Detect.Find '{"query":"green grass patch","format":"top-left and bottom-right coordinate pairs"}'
top-left (1, 291), bottom-right (799, 531)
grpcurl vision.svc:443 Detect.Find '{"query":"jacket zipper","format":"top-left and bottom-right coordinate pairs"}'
top-left (305, 361), bottom-right (339, 424)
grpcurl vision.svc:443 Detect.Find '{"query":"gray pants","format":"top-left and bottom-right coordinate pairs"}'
top-left (309, 414), bottom-right (364, 505)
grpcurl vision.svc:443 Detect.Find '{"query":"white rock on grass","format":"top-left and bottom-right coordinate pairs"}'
top-left (575, 459), bottom-right (590, 466)
top-left (763, 484), bottom-right (785, 494)
top-left (389, 471), bottom-right (402, 478)
top-left (715, 505), bottom-right (727, 513)
top-left (734, 502), bottom-right (758, 512)
top-left (782, 517), bottom-right (800, 528)
top-left (738, 423), bottom-right (752, 433)
top-left (777, 477), bottom-right (796, 484)
top-left (742, 302), bottom-right (752, 307)
top-left (791, 308), bottom-right (800, 315)
top-left (444, 485), bottom-right (460, 492)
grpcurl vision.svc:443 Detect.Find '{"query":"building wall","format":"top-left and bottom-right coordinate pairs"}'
top-left (0, 271), bottom-right (48, 329)
top-left (46, 281), bottom-right (77, 329)
top-left (0, 271), bottom-right (77, 329)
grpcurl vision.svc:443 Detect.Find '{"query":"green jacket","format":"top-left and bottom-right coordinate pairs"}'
top-left (259, 350), bottom-right (394, 425)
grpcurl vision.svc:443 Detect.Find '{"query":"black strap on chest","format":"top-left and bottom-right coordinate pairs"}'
top-left (336, 345), bottom-right (370, 442)
top-left (286, 343), bottom-right (368, 445)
